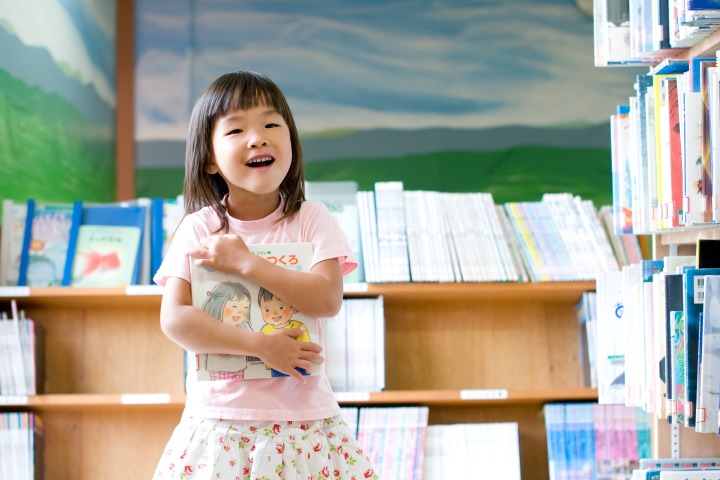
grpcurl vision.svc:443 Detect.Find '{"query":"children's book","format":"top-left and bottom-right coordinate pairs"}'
top-left (68, 225), bottom-right (142, 287)
top-left (17, 200), bottom-right (79, 287)
top-left (698, 275), bottom-right (720, 433)
top-left (0, 199), bottom-right (28, 286)
top-left (62, 200), bottom-right (149, 286)
top-left (189, 242), bottom-right (320, 380)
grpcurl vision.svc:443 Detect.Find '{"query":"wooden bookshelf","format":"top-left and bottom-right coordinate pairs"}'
top-left (0, 281), bottom-right (595, 480)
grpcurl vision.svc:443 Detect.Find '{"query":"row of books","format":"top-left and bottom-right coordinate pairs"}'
top-left (544, 402), bottom-right (651, 480)
top-left (594, 0), bottom-right (720, 67)
top-left (0, 412), bottom-right (43, 480)
top-left (341, 406), bottom-right (521, 480)
top-left (610, 53), bottom-right (720, 235)
top-left (0, 300), bottom-right (43, 396)
top-left (322, 297), bottom-right (385, 393)
top-left (355, 181), bottom-right (637, 283)
top-left (632, 458), bottom-right (720, 479)
top-left (0, 196), bottom-right (184, 287)
top-left (596, 248), bottom-right (720, 435)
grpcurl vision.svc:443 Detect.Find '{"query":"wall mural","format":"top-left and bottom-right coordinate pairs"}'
top-left (135, 0), bottom-right (646, 206)
top-left (0, 0), bottom-right (116, 207)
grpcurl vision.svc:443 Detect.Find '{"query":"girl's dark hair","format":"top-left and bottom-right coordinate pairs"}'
top-left (183, 71), bottom-right (305, 232)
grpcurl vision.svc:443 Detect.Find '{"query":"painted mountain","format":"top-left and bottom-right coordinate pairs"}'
top-left (136, 123), bottom-right (614, 206)
top-left (0, 11), bottom-right (115, 204)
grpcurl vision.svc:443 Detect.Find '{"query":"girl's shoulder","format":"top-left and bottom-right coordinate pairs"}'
top-left (179, 205), bottom-right (222, 233)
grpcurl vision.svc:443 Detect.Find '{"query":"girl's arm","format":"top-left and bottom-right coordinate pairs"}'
top-left (187, 234), bottom-right (344, 318)
top-left (159, 276), bottom-right (324, 381)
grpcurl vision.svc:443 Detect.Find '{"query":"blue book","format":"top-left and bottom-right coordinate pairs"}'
top-left (150, 197), bottom-right (184, 282)
top-left (62, 201), bottom-right (148, 286)
top-left (682, 267), bottom-right (720, 427)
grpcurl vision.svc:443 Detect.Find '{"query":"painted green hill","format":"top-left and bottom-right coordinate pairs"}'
top-left (137, 144), bottom-right (612, 207)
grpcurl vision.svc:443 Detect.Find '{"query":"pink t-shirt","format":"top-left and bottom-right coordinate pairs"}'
top-left (154, 198), bottom-right (357, 421)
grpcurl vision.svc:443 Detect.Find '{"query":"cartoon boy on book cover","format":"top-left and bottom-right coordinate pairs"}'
top-left (201, 281), bottom-right (253, 380)
top-left (258, 286), bottom-right (311, 377)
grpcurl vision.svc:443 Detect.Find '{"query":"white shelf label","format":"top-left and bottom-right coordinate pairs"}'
top-left (459, 389), bottom-right (508, 400)
top-left (0, 395), bottom-right (29, 405)
top-left (334, 391), bottom-right (371, 402)
top-left (343, 283), bottom-right (369, 293)
top-left (0, 287), bottom-right (30, 298)
top-left (120, 393), bottom-right (171, 404)
top-left (125, 285), bottom-right (163, 296)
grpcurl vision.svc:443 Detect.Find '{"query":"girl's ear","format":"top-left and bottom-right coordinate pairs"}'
top-left (206, 161), bottom-right (219, 174)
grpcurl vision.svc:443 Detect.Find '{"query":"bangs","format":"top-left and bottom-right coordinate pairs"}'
top-left (213, 73), bottom-right (287, 118)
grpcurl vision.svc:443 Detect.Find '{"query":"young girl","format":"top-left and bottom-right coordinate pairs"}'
top-left (152, 71), bottom-right (378, 480)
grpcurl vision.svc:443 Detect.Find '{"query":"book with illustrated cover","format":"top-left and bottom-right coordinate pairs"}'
top-left (0, 199), bottom-right (27, 286)
top-left (68, 225), bottom-right (142, 287)
top-left (189, 242), bottom-right (319, 381)
top-left (17, 200), bottom-right (79, 287)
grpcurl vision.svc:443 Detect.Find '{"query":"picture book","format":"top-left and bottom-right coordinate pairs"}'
top-left (68, 225), bottom-right (142, 287)
top-left (0, 199), bottom-right (27, 286)
top-left (189, 242), bottom-right (319, 381)
top-left (17, 200), bottom-right (79, 287)
top-left (62, 200), bottom-right (149, 286)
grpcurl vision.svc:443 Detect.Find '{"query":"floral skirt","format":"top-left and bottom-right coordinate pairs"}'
top-left (152, 415), bottom-right (379, 480)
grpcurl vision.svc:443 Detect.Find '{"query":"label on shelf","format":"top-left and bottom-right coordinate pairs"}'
top-left (0, 286), bottom-right (30, 298)
top-left (459, 389), bottom-right (508, 400)
top-left (334, 391), bottom-right (371, 402)
top-left (120, 393), bottom-right (171, 404)
top-left (125, 285), bottom-right (164, 296)
top-left (0, 395), bottom-right (29, 405)
top-left (343, 283), bottom-right (369, 293)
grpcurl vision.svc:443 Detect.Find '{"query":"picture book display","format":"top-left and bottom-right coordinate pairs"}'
top-left (189, 242), bottom-right (319, 380)
top-left (68, 225), bottom-right (142, 287)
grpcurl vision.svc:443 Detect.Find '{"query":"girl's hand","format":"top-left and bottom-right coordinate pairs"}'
top-left (186, 234), bottom-right (252, 274)
top-left (258, 328), bottom-right (324, 382)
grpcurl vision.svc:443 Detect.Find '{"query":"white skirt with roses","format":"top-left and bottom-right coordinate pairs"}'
top-left (151, 415), bottom-right (379, 480)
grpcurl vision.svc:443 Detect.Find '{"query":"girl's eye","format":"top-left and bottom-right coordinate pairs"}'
top-left (266, 123), bottom-right (280, 128)
top-left (227, 128), bottom-right (242, 135)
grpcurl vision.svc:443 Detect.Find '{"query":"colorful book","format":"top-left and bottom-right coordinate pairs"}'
top-left (664, 273), bottom-right (684, 423)
top-left (0, 199), bottom-right (28, 286)
top-left (68, 225), bottom-right (142, 287)
top-left (17, 200), bottom-right (79, 287)
top-left (189, 242), bottom-right (319, 380)
top-left (62, 200), bottom-right (149, 286)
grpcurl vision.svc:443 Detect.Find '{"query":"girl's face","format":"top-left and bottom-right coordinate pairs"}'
top-left (209, 102), bottom-right (292, 215)
top-left (221, 295), bottom-right (250, 327)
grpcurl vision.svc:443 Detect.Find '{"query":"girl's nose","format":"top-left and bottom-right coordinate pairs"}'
top-left (247, 130), bottom-right (268, 148)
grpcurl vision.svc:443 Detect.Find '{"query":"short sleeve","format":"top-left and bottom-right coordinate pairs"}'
top-left (301, 202), bottom-right (358, 277)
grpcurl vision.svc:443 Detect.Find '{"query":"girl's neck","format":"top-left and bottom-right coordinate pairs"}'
top-left (225, 192), bottom-right (282, 221)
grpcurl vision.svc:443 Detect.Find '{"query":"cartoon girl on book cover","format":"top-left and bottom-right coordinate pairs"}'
top-left (258, 286), bottom-right (311, 377)
top-left (201, 281), bottom-right (253, 380)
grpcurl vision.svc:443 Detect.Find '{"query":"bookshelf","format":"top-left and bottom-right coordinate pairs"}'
top-left (0, 281), bottom-right (596, 480)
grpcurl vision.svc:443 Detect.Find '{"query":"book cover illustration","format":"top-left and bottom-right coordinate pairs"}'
top-left (69, 225), bottom-right (142, 287)
top-left (18, 200), bottom-right (77, 287)
top-left (190, 242), bottom-right (319, 381)
top-left (0, 199), bottom-right (28, 286)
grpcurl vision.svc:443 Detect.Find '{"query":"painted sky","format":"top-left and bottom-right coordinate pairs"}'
top-left (135, 0), bottom-right (647, 140)
top-left (0, 0), bottom-right (115, 107)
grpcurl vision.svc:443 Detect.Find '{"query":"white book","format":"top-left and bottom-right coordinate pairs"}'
top-left (597, 270), bottom-right (627, 404)
top-left (321, 301), bottom-right (348, 392)
top-left (660, 470), bottom-right (720, 479)
top-left (356, 191), bottom-right (379, 283)
top-left (189, 242), bottom-right (320, 380)
top-left (374, 181), bottom-right (410, 282)
top-left (682, 90), bottom-right (707, 226)
top-left (709, 67), bottom-right (720, 222)
top-left (697, 274), bottom-right (720, 433)
top-left (0, 199), bottom-right (27, 287)
top-left (623, 263), bottom-right (644, 406)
